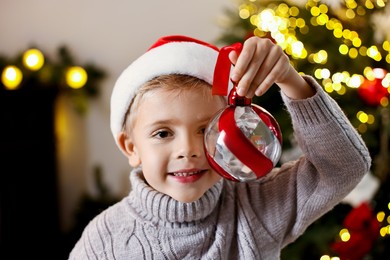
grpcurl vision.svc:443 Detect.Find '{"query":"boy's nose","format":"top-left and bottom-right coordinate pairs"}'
top-left (176, 135), bottom-right (202, 159)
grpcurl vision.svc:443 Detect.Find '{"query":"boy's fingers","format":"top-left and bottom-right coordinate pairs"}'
top-left (228, 51), bottom-right (238, 66)
top-left (231, 40), bottom-right (257, 84)
top-left (235, 47), bottom-right (267, 96)
top-left (252, 45), bottom-right (291, 96)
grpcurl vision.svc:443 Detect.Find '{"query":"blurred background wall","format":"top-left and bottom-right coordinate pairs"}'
top-left (0, 0), bottom-right (233, 254)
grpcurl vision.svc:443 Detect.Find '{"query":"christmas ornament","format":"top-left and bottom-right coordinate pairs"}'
top-left (358, 68), bottom-right (389, 106)
top-left (331, 203), bottom-right (380, 259)
top-left (204, 43), bottom-right (282, 182)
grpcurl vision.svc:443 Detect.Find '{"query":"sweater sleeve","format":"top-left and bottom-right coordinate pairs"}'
top-left (244, 75), bottom-right (372, 247)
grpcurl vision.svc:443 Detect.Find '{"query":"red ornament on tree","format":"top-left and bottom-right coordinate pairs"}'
top-left (357, 68), bottom-right (389, 106)
top-left (204, 43), bottom-right (282, 182)
top-left (331, 203), bottom-right (380, 260)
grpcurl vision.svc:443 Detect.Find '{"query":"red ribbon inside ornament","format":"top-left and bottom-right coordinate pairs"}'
top-left (218, 107), bottom-right (274, 178)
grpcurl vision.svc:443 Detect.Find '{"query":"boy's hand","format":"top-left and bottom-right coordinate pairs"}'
top-left (229, 36), bottom-right (315, 100)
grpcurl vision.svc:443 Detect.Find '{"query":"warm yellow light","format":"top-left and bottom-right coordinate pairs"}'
top-left (23, 49), bottom-right (45, 71)
top-left (1, 66), bottom-right (23, 90)
top-left (357, 6), bottom-right (366, 15)
top-left (365, 0), bottom-right (374, 9)
top-left (359, 46), bottom-right (367, 56)
top-left (315, 50), bottom-right (328, 63)
top-left (239, 8), bottom-right (251, 19)
top-left (346, 9), bottom-right (355, 19)
top-left (296, 18), bottom-right (305, 28)
top-left (333, 28), bottom-right (343, 38)
top-left (258, 9), bottom-right (286, 33)
top-left (339, 228), bottom-right (351, 242)
top-left (367, 46), bottom-right (382, 61)
top-left (349, 48), bottom-right (358, 59)
top-left (314, 69), bottom-right (322, 79)
top-left (320, 255), bottom-right (331, 260)
top-left (357, 111), bottom-right (369, 123)
top-left (332, 83), bottom-right (342, 92)
top-left (332, 72), bottom-right (345, 84)
top-left (367, 114), bottom-right (375, 124)
top-left (364, 67), bottom-right (375, 80)
top-left (382, 75), bottom-right (390, 88)
top-left (289, 6), bottom-right (299, 16)
top-left (321, 68), bottom-right (330, 79)
top-left (343, 29), bottom-right (351, 39)
top-left (291, 41), bottom-right (303, 55)
top-left (377, 0), bottom-right (386, 7)
top-left (66, 66), bottom-right (88, 89)
top-left (277, 3), bottom-right (289, 16)
top-left (380, 97), bottom-right (388, 107)
top-left (299, 26), bottom-right (309, 34)
top-left (324, 82), bottom-right (334, 93)
top-left (346, 0), bottom-right (358, 9)
top-left (337, 85), bottom-right (346, 95)
top-left (352, 37), bottom-right (362, 47)
top-left (339, 44), bottom-right (349, 55)
top-left (319, 4), bottom-right (328, 14)
top-left (259, 9), bottom-right (274, 23)
top-left (317, 14), bottom-right (328, 25)
top-left (310, 6), bottom-right (321, 16)
top-left (373, 68), bottom-right (386, 79)
top-left (383, 41), bottom-right (390, 51)
top-left (347, 74), bottom-right (363, 88)
top-left (379, 225), bottom-right (390, 237)
top-left (315, 68), bottom-right (330, 79)
top-left (358, 123), bottom-right (367, 133)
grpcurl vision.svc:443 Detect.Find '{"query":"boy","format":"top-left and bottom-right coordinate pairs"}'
top-left (69, 35), bottom-right (371, 259)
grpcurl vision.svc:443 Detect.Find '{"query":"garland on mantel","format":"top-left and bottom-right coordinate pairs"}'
top-left (0, 45), bottom-right (106, 114)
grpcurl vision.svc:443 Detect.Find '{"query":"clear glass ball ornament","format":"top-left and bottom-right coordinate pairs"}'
top-left (204, 94), bottom-right (282, 182)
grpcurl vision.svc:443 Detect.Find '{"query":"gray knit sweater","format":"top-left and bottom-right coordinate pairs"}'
top-left (69, 77), bottom-right (371, 259)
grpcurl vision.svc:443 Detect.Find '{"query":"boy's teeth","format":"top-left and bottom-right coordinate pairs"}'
top-left (173, 171), bottom-right (200, 177)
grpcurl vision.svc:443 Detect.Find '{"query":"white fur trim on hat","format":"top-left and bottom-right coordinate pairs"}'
top-left (110, 40), bottom-right (220, 149)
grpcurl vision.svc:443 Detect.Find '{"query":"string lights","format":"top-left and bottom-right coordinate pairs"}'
top-left (237, 0), bottom-right (389, 134)
top-left (1, 48), bottom-right (89, 90)
top-left (66, 66), bottom-right (88, 89)
top-left (1, 66), bottom-right (23, 90)
top-left (0, 46), bottom-right (105, 114)
top-left (22, 48), bottom-right (45, 71)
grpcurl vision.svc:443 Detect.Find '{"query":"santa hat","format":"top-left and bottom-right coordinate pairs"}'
top-left (110, 35), bottom-right (227, 148)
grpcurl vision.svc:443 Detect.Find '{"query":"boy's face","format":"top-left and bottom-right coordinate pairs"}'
top-left (124, 84), bottom-right (225, 203)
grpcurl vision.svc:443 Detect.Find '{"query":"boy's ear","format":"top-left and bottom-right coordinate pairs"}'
top-left (117, 132), bottom-right (141, 167)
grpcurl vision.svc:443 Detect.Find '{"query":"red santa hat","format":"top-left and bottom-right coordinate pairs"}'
top-left (110, 35), bottom-right (226, 147)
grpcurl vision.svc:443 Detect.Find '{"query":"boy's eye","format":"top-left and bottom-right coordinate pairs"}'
top-left (152, 130), bottom-right (171, 139)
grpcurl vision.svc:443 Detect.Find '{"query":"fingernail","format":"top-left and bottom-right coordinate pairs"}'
top-left (231, 73), bottom-right (238, 83)
top-left (236, 86), bottom-right (244, 96)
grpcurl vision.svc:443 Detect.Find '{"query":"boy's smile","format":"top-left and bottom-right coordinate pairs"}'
top-left (124, 83), bottom-right (226, 203)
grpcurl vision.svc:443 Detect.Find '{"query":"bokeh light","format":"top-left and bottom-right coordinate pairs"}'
top-left (66, 66), bottom-right (88, 89)
top-left (1, 66), bottom-right (23, 90)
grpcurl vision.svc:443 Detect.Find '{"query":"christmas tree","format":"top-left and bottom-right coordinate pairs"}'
top-left (217, 0), bottom-right (390, 258)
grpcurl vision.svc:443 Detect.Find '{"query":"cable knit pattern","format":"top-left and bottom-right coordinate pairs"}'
top-left (129, 170), bottom-right (223, 225)
top-left (69, 76), bottom-right (371, 260)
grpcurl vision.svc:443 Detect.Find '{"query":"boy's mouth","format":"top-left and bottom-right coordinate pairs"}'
top-left (171, 170), bottom-right (204, 177)
top-left (169, 169), bottom-right (207, 183)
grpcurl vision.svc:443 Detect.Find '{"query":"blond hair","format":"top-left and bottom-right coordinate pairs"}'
top-left (122, 74), bottom-right (226, 133)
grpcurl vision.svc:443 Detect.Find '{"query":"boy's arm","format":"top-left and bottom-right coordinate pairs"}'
top-left (242, 76), bottom-right (371, 247)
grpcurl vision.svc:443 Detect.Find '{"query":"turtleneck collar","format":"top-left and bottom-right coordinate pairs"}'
top-left (126, 167), bottom-right (224, 226)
